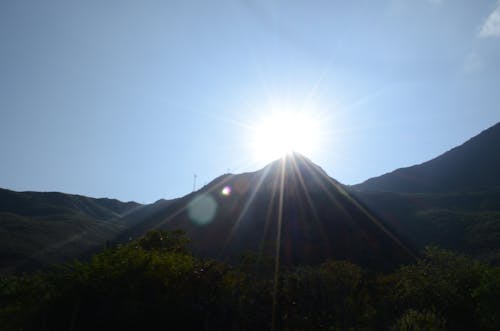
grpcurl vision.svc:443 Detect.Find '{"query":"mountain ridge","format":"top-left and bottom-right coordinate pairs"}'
top-left (349, 122), bottom-right (500, 263)
top-left (353, 122), bottom-right (500, 193)
top-left (2, 122), bottom-right (499, 273)
top-left (114, 152), bottom-right (415, 270)
top-left (0, 188), bottom-right (141, 274)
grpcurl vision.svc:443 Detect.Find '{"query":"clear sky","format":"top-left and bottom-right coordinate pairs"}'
top-left (1, 0), bottom-right (499, 203)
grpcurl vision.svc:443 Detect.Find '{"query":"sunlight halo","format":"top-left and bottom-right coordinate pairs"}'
top-left (251, 110), bottom-right (322, 163)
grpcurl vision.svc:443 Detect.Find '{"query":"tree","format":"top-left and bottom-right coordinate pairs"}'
top-left (390, 309), bottom-right (446, 331)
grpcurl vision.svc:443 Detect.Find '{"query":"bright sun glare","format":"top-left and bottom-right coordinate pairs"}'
top-left (252, 111), bottom-right (321, 163)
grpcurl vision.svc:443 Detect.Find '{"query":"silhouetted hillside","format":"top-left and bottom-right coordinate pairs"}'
top-left (3, 123), bottom-right (499, 274)
top-left (353, 122), bottom-right (500, 193)
top-left (350, 122), bottom-right (500, 263)
top-left (0, 188), bottom-right (140, 274)
top-left (0, 189), bottom-right (139, 219)
top-left (115, 153), bottom-right (415, 270)
top-left (350, 189), bottom-right (500, 263)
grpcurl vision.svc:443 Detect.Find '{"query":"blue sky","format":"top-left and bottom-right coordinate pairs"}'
top-left (1, 0), bottom-right (499, 203)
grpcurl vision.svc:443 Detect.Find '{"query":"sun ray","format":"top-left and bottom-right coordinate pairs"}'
top-left (288, 155), bottom-right (332, 253)
top-left (300, 159), bottom-right (351, 215)
top-left (152, 174), bottom-right (237, 230)
top-left (271, 157), bottom-right (286, 331)
top-left (221, 166), bottom-right (272, 254)
top-left (256, 166), bottom-right (281, 270)
top-left (331, 181), bottom-right (417, 259)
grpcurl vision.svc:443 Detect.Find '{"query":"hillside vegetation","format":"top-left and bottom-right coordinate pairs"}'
top-left (351, 187), bottom-right (500, 264)
top-left (1, 230), bottom-right (499, 331)
top-left (351, 122), bottom-right (500, 264)
top-left (0, 188), bottom-right (140, 274)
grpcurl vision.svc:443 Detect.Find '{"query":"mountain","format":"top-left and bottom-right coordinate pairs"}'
top-left (353, 122), bottom-right (500, 193)
top-left (115, 153), bottom-right (415, 270)
top-left (350, 122), bottom-right (500, 263)
top-left (5, 122), bottom-right (499, 273)
top-left (0, 188), bottom-right (140, 274)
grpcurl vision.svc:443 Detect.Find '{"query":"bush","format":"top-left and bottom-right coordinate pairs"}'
top-left (2, 238), bottom-right (500, 330)
top-left (390, 309), bottom-right (446, 331)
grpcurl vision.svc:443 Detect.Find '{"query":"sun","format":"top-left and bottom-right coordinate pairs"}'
top-left (251, 110), bottom-right (321, 163)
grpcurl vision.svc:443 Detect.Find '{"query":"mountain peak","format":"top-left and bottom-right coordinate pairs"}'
top-left (118, 151), bottom-right (414, 270)
top-left (263, 152), bottom-right (331, 180)
top-left (263, 151), bottom-right (310, 165)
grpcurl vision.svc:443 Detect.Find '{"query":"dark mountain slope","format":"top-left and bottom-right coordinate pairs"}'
top-left (354, 122), bottom-right (500, 193)
top-left (0, 188), bottom-right (139, 220)
top-left (350, 188), bottom-right (500, 262)
top-left (350, 122), bottom-right (500, 263)
top-left (116, 153), bottom-right (415, 270)
top-left (0, 188), bottom-right (140, 274)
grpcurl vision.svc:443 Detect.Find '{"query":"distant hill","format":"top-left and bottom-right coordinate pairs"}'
top-left (353, 122), bottom-right (500, 193)
top-left (350, 189), bottom-right (500, 263)
top-left (3, 123), bottom-right (499, 274)
top-left (351, 122), bottom-right (500, 263)
top-left (0, 188), bottom-right (140, 274)
top-left (115, 153), bottom-right (415, 270)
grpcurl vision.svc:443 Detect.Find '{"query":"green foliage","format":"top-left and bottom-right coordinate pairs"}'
top-left (353, 188), bottom-right (500, 264)
top-left (390, 309), bottom-right (446, 331)
top-left (279, 261), bottom-right (374, 330)
top-left (0, 273), bottom-right (55, 330)
top-left (0, 188), bottom-right (140, 274)
top-left (387, 247), bottom-right (497, 330)
top-left (472, 266), bottom-right (500, 330)
top-left (1, 235), bottom-right (499, 331)
top-left (136, 229), bottom-right (191, 253)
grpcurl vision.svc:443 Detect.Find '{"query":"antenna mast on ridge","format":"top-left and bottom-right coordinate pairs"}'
top-left (193, 174), bottom-right (197, 192)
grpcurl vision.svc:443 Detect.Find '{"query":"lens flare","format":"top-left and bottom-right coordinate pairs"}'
top-left (187, 194), bottom-right (217, 225)
top-left (221, 186), bottom-right (231, 196)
